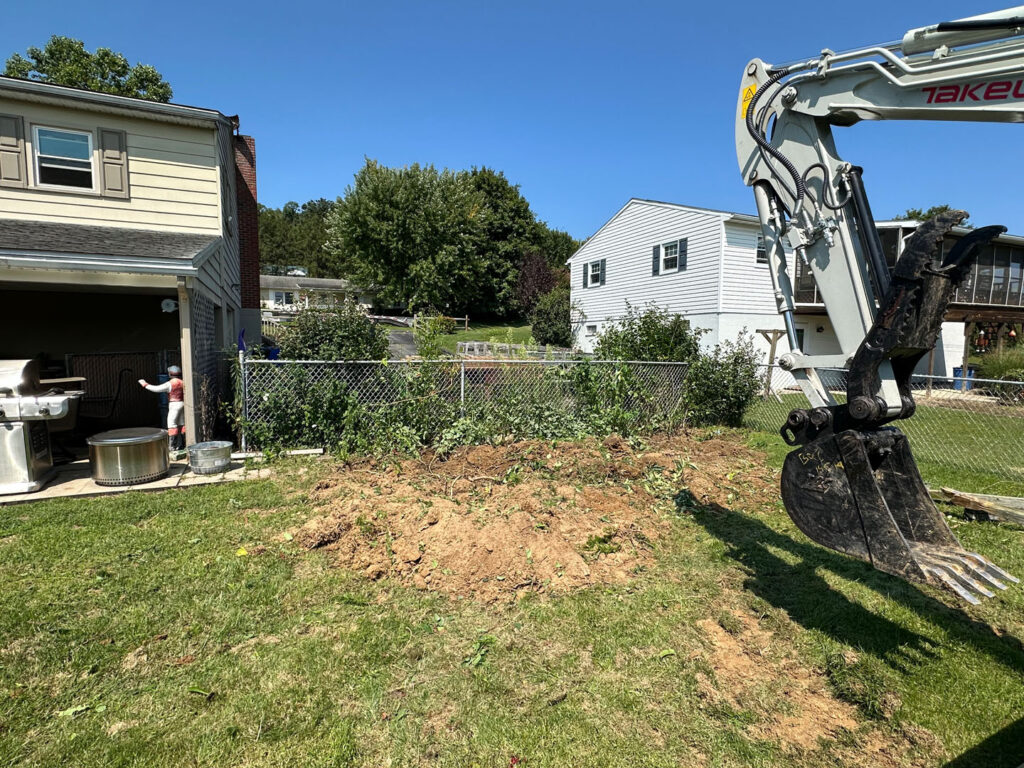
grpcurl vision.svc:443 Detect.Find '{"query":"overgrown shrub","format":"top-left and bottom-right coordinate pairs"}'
top-left (684, 333), bottom-right (761, 427)
top-left (976, 349), bottom-right (1024, 381)
top-left (530, 286), bottom-right (572, 347)
top-left (278, 299), bottom-right (389, 360)
top-left (239, 358), bottom-right (686, 455)
top-left (594, 304), bottom-right (704, 362)
top-left (413, 314), bottom-right (454, 359)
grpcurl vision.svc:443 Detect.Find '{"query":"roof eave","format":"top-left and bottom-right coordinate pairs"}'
top-left (0, 76), bottom-right (232, 129)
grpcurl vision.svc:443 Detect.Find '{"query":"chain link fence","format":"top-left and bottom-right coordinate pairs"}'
top-left (239, 358), bottom-right (689, 451)
top-left (745, 365), bottom-right (1024, 482)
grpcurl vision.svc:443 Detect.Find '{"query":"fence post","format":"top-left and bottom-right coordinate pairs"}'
top-left (238, 349), bottom-right (247, 453)
top-left (460, 358), bottom-right (466, 416)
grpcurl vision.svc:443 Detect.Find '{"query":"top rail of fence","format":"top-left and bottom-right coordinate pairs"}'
top-left (242, 358), bottom-right (688, 367)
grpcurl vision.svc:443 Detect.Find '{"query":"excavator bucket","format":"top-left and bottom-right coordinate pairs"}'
top-left (781, 427), bottom-right (1018, 603)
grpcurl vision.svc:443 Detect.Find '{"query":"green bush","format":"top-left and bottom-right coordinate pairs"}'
top-left (684, 333), bottom-right (761, 427)
top-left (976, 349), bottom-right (1024, 381)
top-left (278, 299), bottom-right (389, 361)
top-left (593, 304), bottom-right (704, 362)
top-left (413, 314), bottom-right (454, 359)
top-left (530, 286), bottom-right (572, 347)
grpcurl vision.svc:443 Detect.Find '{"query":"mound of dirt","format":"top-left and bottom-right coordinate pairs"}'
top-left (289, 432), bottom-right (777, 603)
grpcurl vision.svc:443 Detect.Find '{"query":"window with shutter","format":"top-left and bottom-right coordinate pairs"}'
top-left (589, 261), bottom-right (602, 286)
top-left (33, 126), bottom-right (94, 189)
top-left (662, 241), bottom-right (679, 271)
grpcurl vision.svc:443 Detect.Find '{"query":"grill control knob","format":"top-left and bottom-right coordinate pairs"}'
top-left (38, 406), bottom-right (50, 416)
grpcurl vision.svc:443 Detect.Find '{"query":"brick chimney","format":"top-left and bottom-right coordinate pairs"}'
top-left (233, 134), bottom-right (259, 310)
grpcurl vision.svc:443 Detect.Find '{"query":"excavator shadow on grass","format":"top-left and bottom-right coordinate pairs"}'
top-left (687, 498), bottom-right (1024, 768)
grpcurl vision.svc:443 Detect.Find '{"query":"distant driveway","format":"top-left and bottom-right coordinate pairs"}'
top-left (388, 330), bottom-right (417, 358)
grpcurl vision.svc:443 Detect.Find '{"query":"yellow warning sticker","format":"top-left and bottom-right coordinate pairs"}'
top-left (741, 84), bottom-right (757, 115)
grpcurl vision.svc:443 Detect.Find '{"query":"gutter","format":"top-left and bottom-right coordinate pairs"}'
top-left (0, 249), bottom-right (200, 276)
top-left (0, 76), bottom-right (232, 129)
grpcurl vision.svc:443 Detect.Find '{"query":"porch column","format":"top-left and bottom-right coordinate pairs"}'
top-left (177, 277), bottom-right (197, 447)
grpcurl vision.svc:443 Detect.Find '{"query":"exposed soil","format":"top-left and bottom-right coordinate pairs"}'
top-left (289, 431), bottom-right (776, 603)
top-left (697, 609), bottom-right (930, 765)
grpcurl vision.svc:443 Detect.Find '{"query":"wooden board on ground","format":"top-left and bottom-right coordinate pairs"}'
top-left (931, 486), bottom-right (1024, 526)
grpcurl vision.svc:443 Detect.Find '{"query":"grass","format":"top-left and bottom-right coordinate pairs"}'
top-left (1, 440), bottom-right (1022, 766)
top-left (439, 321), bottom-right (534, 350)
top-left (746, 393), bottom-right (1024, 495)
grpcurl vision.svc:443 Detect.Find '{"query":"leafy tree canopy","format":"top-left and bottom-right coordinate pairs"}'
top-left (892, 205), bottom-right (972, 227)
top-left (5, 36), bottom-right (172, 102)
top-left (259, 199), bottom-right (338, 278)
top-left (325, 159), bottom-right (580, 317)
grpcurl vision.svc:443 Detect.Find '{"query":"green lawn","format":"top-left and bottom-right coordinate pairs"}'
top-left (746, 393), bottom-right (1024, 495)
top-left (1, 436), bottom-right (1022, 767)
top-left (439, 321), bottom-right (533, 349)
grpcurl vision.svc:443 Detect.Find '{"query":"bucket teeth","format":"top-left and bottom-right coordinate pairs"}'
top-left (781, 427), bottom-right (1017, 604)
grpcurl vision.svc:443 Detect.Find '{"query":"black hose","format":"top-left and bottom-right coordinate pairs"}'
top-left (801, 162), bottom-right (850, 211)
top-left (744, 67), bottom-right (808, 214)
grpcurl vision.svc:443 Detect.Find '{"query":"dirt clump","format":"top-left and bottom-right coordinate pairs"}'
top-left (287, 431), bottom-right (777, 603)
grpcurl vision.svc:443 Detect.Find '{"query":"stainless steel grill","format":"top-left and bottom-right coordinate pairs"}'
top-left (0, 359), bottom-right (80, 494)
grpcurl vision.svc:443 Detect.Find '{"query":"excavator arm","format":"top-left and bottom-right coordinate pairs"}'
top-left (735, 6), bottom-right (1024, 602)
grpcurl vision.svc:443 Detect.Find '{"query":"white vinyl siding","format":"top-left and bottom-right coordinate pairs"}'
top-left (720, 221), bottom-right (780, 314)
top-left (0, 97), bottom-right (221, 233)
top-left (570, 200), bottom-right (723, 336)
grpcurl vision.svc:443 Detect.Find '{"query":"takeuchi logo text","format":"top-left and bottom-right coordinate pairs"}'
top-left (922, 80), bottom-right (1024, 103)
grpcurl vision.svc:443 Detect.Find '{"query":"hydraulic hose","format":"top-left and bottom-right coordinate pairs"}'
top-left (744, 67), bottom-right (808, 215)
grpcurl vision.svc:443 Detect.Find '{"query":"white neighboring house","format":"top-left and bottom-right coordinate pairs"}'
top-left (260, 275), bottom-right (373, 312)
top-left (569, 198), bottom-right (972, 376)
top-left (570, 198), bottom-right (788, 360)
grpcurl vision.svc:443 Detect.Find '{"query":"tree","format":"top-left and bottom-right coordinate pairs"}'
top-left (277, 299), bottom-right (389, 361)
top-left (466, 167), bottom-right (545, 317)
top-left (5, 37), bottom-right (172, 102)
top-left (893, 205), bottom-right (971, 227)
top-left (514, 249), bottom-right (560, 315)
top-left (326, 160), bottom-right (485, 314)
top-left (593, 305), bottom-right (705, 362)
top-left (325, 159), bottom-right (582, 318)
top-left (259, 199), bottom-right (338, 277)
top-left (530, 286), bottom-right (573, 347)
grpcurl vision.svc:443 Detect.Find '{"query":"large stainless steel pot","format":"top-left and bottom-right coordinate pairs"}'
top-left (87, 427), bottom-right (169, 486)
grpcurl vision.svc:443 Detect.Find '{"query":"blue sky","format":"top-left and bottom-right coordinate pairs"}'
top-left (6, 1), bottom-right (1023, 239)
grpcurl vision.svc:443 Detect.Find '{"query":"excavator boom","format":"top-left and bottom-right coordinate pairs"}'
top-left (736, 7), bottom-right (1024, 602)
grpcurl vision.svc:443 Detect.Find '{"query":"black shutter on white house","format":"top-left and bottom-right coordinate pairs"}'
top-left (678, 238), bottom-right (688, 271)
top-left (582, 262), bottom-right (588, 288)
top-left (599, 258), bottom-right (606, 286)
top-left (652, 245), bottom-right (660, 276)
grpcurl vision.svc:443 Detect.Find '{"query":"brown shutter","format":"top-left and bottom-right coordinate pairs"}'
top-left (98, 128), bottom-right (129, 199)
top-left (0, 114), bottom-right (27, 188)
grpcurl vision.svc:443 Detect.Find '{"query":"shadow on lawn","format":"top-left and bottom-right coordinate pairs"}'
top-left (942, 716), bottom-right (1024, 768)
top-left (689, 500), bottom-right (1024, 767)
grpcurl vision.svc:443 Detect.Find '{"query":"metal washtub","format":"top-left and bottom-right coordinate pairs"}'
top-left (187, 441), bottom-right (232, 475)
top-left (87, 428), bottom-right (169, 486)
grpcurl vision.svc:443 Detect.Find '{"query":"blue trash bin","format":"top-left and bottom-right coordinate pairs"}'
top-left (953, 366), bottom-right (976, 391)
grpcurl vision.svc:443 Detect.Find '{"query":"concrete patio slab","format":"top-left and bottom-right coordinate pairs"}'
top-left (0, 456), bottom-right (268, 506)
